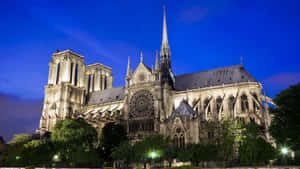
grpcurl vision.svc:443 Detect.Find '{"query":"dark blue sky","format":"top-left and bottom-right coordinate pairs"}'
top-left (0, 0), bottom-right (299, 141)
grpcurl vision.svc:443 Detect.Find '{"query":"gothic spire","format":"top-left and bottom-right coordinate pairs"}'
top-left (140, 51), bottom-right (143, 63)
top-left (160, 6), bottom-right (171, 57)
top-left (126, 56), bottom-right (132, 77)
top-left (155, 50), bottom-right (159, 70)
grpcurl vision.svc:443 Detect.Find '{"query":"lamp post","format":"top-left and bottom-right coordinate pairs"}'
top-left (280, 147), bottom-right (289, 166)
top-left (148, 150), bottom-right (159, 169)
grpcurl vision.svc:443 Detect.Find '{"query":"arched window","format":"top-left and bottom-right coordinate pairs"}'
top-left (56, 63), bottom-right (60, 84)
top-left (228, 96), bottom-right (235, 117)
top-left (74, 64), bottom-right (78, 86)
top-left (216, 97), bottom-right (223, 114)
top-left (174, 128), bottom-right (185, 148)
top-left (87, 75), bottom-right (91, 93)
top-left (92, 74), bottom-right (95, 92)
top-left (204, 99), bottom-right (211, 116)
top-left (253, 94), bottom-right (258, 112)
top-left (104, 75), bottom-right (107, 89)
top-left (70, 63), bottom-right (73, 83)
top-left (241, 94), bottom-right (249, 112)
top-left (100, 74), bottom-right (102, 89)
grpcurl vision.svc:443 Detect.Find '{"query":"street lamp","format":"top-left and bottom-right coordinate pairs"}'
top-left (148, 150), bottom-right (159, 159)
top-left (280, 147), bottom-right (289, 165)
top-left (281, 147), bottom-right (288, 154)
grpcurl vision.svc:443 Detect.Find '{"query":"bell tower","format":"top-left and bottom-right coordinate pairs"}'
top-left (38, 50), bottom-right (86, 133)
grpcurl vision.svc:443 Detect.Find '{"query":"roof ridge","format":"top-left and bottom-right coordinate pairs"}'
top-left (175, 64), bottom-right (242, 77)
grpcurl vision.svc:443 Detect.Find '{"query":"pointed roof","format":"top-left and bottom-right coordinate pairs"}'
top-left (162, 6), bottom-right (169, 47)
top-left (140, 51), bottom-right (143, 63)
top-left (126, 56), bottom-right (132, 77)
top-left (170, 101), bottom-right (196, 118)
top-left (160, 6), bottom-right (171, 57)
top-left (155, 50), bottom-right (159, 70)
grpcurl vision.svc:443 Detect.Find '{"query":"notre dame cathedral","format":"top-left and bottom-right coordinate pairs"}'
top-left (37, 7), bottom-right (273, 145)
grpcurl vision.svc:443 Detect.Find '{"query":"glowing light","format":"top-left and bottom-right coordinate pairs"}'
top-left (16, 156), bottom-right (20, 160)
top-left (281, 147), bottom-right (288, 154)
top-left (53, 154), bottom-right (59, 162)
top-left (148, 150), bottom-right (159, 159)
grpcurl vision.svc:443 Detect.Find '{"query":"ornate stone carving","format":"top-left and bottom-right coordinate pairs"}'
top-left (129, 90), bottom-right (154, 119)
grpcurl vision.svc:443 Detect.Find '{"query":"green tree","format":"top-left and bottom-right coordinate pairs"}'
top-left (51, 118), bottom-right (99, 167)
top-left (238, 122), bottom-right (275, 166)
top-left (269, 82), bottom-right (300, 151)
top-left (133, 135), bottom-right (173, 169)
top-left (8, 134), bottom-right (31, 145)
top-left (112, 141), bottom-right (133, 168)
top-left (216, 119), bottom-right (237, 166)
top-left (177, 143), bottom-right (217, 167)
top-left (22, 139), bottom-right (54, 166)
top-left (1, 133), bottom-right (32, 166)
top-left (99, 122), bottom-right (128, 164)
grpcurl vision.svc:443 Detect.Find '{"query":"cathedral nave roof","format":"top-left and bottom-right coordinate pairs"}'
top-left (174, 64), bottom-right (257, 91)
top-left (86, 87), bottom-right (125, 105)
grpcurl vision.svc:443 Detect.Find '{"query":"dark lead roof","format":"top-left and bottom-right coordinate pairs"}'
top-left (86, 87), bottom-right (125, 105)
top-left (170, 101), bottom-right (196, 118)
top-left (174, 64), bottom-right (257, 91)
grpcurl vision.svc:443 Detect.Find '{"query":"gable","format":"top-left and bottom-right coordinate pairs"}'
top-left (131, 63), bottom-right (153, 84)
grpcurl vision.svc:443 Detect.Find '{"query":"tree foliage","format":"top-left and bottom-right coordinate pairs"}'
top-left (112, 141), bottom-right (134, 168)
top-left (51, 118), bottom-right (99, 166)
top-left (269, 82), bottom-right (300, 150)
top-left (99, 122), bottom-right (128, 163)
top-left (238, 122), bottom-right (275, 165)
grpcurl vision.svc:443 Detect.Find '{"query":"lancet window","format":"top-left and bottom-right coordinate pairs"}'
top-left (228, 96), bottom-right (235, 117)
top-left (241, 94), bottom-right (249, 112)
top-left (74, 64), bottom-right (78, 86)
top-left (56, 63), bottom-right (60, 84)
top-left (216, 97), bottom-right (223, 114)
top-left (174, 128), bottom-right (185, 148)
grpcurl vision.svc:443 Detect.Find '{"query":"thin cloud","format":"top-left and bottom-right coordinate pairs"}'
top-left (178, 6), bottom-right (208, 24)
top-left (262, 72), bottom-right (300, 91)
top-left (0, 92), bottom-right (42, 141)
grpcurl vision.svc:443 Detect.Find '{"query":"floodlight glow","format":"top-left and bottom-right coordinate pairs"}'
top-left (53, 154), bottom-right (59, 162)
top-left (281, 147), bottom-right (288, 154)
top-left (148, 150), bottom-right (159, 159)
top-left (151, 152), bottom-right (157, 158)
top-left (16, 156), bottom-right (20, 160)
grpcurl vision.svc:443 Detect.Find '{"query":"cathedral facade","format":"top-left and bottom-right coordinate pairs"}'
top-left (38, 8), bottom-right (273, 145)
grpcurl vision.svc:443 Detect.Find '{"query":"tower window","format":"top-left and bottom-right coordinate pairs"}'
top-left (92, 74), bottom-right (95, 92)
top-left (104, 75), bottom-right (107, 89)
top-left (74, 64), bottom-right (78, 86)
top-left (70, 63), bottom-right (73, 83)
top-left (56, 63), bottom-right (60, 84)
top-left (87, 75), bottom-right (91, 93)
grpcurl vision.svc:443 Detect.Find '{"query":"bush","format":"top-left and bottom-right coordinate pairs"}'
top-left (165, 165), bottom-right (200, 169)
top-left (25, 165), bottom-right (35, 169)
top-left (103, 167), bottom-right (115, 169)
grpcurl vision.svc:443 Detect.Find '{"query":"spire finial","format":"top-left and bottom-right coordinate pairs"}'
top-left (162, 5), bottom-right (168, 46)
top-left (240, 51), bottom-right (243, 66)
top-left (160, 5), bottom-right (171, 57)
top-left (140, 51), bottom-right (143, 63)
top-left (155, 50), bottom-right (159, 70)
top-left (126, 56), bottom-right (132, 77)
